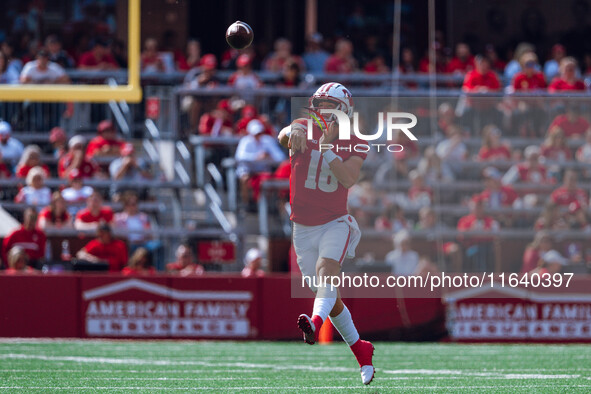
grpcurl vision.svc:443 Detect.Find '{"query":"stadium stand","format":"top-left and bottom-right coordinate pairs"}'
top-left (1, 24), bottom-right (591, 279)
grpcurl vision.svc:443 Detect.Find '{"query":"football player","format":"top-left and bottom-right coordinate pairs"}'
top-left (277, 82), bottom-right (375, 385)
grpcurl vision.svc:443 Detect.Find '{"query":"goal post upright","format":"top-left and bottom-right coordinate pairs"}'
top-left (0, 0), bottom-right (142, 103)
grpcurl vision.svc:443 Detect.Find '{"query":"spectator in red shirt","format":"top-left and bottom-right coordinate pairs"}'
top-left (37, 191), bottom-right (72, 230)
top-left (462, 55), bottom-right (501, 92)
top-left (166, 244), bottom-right (205, 275)
top-left (74, 191), bottom-right (114, 231)
top-left (502, 145), bottom-right (549, 185)
top-left (228, 54), bottom-right (262, 90)
top-left (484, 44), bottom-right (506, 74)
top-left (548, 57), bottom-right (586, 92)
top-left (263, 38), bottom-right (305, 73)
top-left (480, 166), bottom-right (521, 227)
top-left (511, 52), bottom-right (546, 91)
top-left (182, 49), bottom-right (215, 115)
top-left (457, 196), bottom-right (500, 233)
top-left (374, 203), bottom-right (408, 233)
top-left (122, 247), bottom-right (155, 275)
top-left (324, 39), bottom-right (358, 73)
top-left (2, 208), bottom-right (46, 267)
top-left (548, 105), bottom-right (590, 139)
top-left (241, 248), bottom-right (265, 277)
top-left (236, 105), bottom-right (259, 135)
top-left (271, 158), bottom-right (291, 205)
top-left (418, 43), bottom-right (447, 74)
top-left (185, 54), bottom-right (219, 89)
top-left (541, 127), bottom-right (572, 162)
top-left (140, 38), bottom-right (165, 72)
top-left (78, 39), bottom-right (119, 70)
top-left (15, 145), bottom-right (50, 179)
top-left (76, 224), bottom-right (127, 272)
top-left (478, 167), bottom-right (520, 208)
top-left (198, 99), bottom-right (235, 136)
top-left (182, 54), bottom-right (220, 131)
top-left (478, 125), bottom-right (512, 161)
top-left (234, 105), bottom-right (276, 137)
top-left (4, 246), bottom-right (37, 274)
top-left (550, 169), bottom-right (588, 208)
top-left (177, 39), bottom-right (201, 71)
top-left (364, 54), bottom-right (389, 74)
top-left (0, 151), bottom-right (11, 178)
top-left (86, 120), bottom-right (124, 158)
top-left (461, 56), bottom-right (502, 128)
top-left (49, 126), bottom-right (67, 159)
top-left (58, 135), bottom-right (97, 179)
top-left (457, 196), bottom-right (499, 271)
top-left (521, 231), bottom-right (553, 273)
top-left (446, 43), bottom-right (475, 74)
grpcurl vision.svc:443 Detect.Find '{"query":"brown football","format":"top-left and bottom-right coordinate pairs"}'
top-left (225, 21), bottom-right (254, 50)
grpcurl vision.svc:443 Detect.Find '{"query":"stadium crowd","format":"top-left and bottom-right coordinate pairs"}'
top-left (2, 16), bottom-right (591, 277)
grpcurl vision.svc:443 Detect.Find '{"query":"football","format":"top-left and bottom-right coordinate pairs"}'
top-left (225, 21), bottom-right (254, 50)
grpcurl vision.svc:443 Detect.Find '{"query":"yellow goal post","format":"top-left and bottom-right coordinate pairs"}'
top-left (0, 0), bottom-right (142, 103)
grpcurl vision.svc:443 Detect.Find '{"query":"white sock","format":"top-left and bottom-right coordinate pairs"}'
top-left (329, 305), bottom-right (360, 346)
top-left (311, 283), bottom-right (337, 323)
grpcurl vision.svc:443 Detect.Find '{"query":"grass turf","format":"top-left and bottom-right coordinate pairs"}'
top-left (0, 340), bottom-right (590, 392)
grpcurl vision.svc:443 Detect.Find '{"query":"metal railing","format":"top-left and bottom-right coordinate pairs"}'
top-left (189, 136), bottom-right (241, 187)
top-left (106, 78), bottom-right (131, 137)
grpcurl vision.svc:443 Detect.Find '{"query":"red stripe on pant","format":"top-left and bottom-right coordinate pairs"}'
top-left (338, 227), bottom-right (351, 265)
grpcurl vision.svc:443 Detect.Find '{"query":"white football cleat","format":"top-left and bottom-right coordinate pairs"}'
top-left (360, 365), bottom-right (375, 385)
top-left (351, 340), bottom-right (375, 385)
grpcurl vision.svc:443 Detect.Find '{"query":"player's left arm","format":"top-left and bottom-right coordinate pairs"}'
top-left (325, 154), bottom-right (364, 189)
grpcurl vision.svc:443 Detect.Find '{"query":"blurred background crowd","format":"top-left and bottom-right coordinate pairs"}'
top-left (1, 0), bottom-right (591, 279)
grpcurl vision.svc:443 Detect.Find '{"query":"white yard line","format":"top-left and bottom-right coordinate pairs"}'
top-left (0, 354), bottom-right (355, 373)
top-left (2, 386), bottom-right (590, 391)
top-left (2, 368), bottom-right (589, 373)
top-left (0, 369), bottom-right (260, 374)
top-left (1, 353), bottom-right (589, 382)
top-left (5, 377), bottom-right (266, 381)
top-left (381, 369), bottom-right (581, 379)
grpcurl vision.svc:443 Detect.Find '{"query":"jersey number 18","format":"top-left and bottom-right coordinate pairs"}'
top-left (304, 150), bottom-right (340, 192)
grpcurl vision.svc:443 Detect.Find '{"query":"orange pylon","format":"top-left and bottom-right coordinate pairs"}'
top-left (318, 318), bottom-right (334, 344)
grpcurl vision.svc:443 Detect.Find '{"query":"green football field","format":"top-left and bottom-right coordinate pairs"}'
top-left (1, 340), bottom-right (590, 392)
